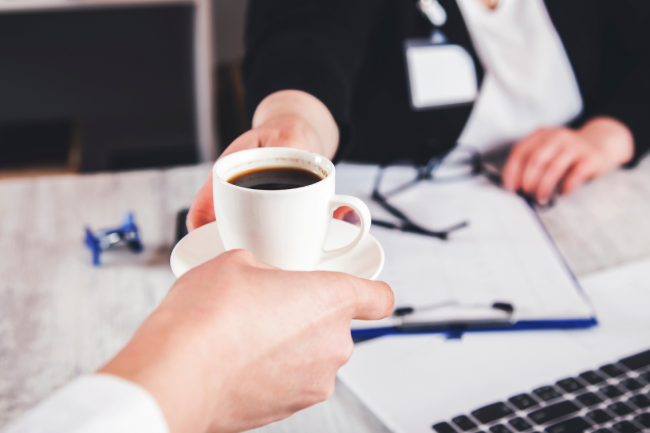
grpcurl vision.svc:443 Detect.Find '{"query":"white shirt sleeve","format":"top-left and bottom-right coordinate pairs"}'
top-left (3, 374), bottom-right (170, 433)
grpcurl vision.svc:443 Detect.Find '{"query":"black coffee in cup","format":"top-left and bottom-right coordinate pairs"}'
top-left (228, 167), bottom-right (323, 190)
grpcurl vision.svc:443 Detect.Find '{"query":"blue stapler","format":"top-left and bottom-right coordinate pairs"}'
top-left (84, 213), bottom-right (143, 265)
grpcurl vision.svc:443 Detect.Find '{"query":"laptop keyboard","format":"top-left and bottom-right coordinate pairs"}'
top-left (433, 349), bottom-right (650, 433)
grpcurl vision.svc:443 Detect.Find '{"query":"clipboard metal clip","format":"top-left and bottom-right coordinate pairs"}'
top-left (392, 301), bottom-right (516, 335)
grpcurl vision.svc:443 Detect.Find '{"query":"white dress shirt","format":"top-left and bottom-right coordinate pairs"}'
top-left (455, 0), bottom-right (583, 152)
top-left (3, 374), bottom-right (169, 433)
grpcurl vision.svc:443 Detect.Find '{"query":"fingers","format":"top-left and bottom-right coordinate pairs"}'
top-left (535, 148), bottom-right (580, 203)
top-left (350, 278), bottom-right (394, 321)
top-left (519, 139), bottom-right (563, 194)
top-left (332, 206), bottom-right (360, 224)
top-left (332, 206), bottom-right (352, 220)
top-left (187, 171), bottom-right (215, 232)
top-left (502, 129), bottom-right (547, 192)
top-left (562, 160), bottom-right (599, 195)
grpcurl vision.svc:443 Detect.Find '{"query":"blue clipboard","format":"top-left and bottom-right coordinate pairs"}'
top-left (352, 318), bottom-right (599, 340)
top-left (351, 190), bottom-right (599, 340)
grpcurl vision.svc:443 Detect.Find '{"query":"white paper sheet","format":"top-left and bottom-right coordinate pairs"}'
top-left (338, 256), bottom-right (650, 433)
top-left (335, 163), bottom-right (594, 328)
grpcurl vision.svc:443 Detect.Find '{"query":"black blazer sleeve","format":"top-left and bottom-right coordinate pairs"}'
top-left (243, 0), bottom-right (383, 161)
top-left (560, 0), bottom-right (650, 166)
top-left (598, 2), bottom-right (650, 166)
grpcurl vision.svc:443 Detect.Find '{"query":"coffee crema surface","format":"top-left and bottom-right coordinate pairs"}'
top-left (228, 167), bottom-right (323, 190)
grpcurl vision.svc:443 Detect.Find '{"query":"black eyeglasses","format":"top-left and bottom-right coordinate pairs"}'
top-left (370, 148), bottom-right (508, 240)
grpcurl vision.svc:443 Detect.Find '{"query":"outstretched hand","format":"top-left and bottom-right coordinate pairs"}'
top-left (100, 250), bottom-right (394, 433)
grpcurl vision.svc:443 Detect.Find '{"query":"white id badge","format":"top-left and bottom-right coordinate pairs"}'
top-left (405, 39), bottom-right (478, 110)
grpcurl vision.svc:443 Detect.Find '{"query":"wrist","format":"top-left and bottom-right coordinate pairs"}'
top-left (578, 117), bottom-right (634, 167)
top-left (99, 311), bottom-right (217, 433)
top-left (252, 90), bottom-right (339, 159)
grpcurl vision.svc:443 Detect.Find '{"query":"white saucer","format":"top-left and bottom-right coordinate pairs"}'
top-left (170, 219), bottom-right (385, 280)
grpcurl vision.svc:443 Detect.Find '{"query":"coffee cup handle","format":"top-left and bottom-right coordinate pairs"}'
top-left (318, 195), bottom-right (372, 265)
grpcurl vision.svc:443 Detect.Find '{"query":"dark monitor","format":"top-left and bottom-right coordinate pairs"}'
top-left (0, 4), bottom-right (202, 172)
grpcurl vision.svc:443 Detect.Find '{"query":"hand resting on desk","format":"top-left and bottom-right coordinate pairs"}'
top-left (502, 117), bottom-right (634, 205)
top-left (100, 249), bottom-right (394, 433)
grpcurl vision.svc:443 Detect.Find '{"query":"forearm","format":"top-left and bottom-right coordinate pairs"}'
top-left (253, 90), bottom-right (339, 160)
top-left (99, 311), bottom-right (215, 433)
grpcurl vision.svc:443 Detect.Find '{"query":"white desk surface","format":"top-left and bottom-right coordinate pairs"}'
top-left (1, 157), bottom-right (650, 432)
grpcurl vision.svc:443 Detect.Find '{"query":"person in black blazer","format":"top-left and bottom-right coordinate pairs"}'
top-left (187, 0), bottom-right (650, 231)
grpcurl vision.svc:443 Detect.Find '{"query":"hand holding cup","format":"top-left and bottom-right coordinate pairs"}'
top-left (187, 90), bottom-right (339, 232)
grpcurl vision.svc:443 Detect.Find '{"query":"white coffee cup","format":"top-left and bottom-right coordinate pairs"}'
top-left (212, 148), bottom-right (371, 271)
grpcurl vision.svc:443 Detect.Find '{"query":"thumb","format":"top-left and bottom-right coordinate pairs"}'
top-left (351, 279), bottom-right (394, 321)
top-left (188, 130), bottom-right (262, 231)
top-left (187, 172), bottom-right (215, 232)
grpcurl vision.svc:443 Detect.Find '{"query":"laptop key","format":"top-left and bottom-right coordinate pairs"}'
top-left (544, 417), bottom-right (591, 433)
top-left (612, 421), bottom-right (640, 433)
top-left (619, 349), bottom-right (650, 371)
top-left (634, 413), bottom-right (650, 427)
top-left (608, 402), bottom-right (634, 416)
top-left (508, 417), bottom-right (532, 432)
top-left (556, 378), bottom-right (584, 394)
top-left (586, 409), bottom-right (613, 424)
top-left (452, 415), bottom-right (477, 432)
top-left (432, 422), bottom-right (458, 433)
top-left (580, 371), bottom-right (606, 385)
top-left (472, 403), bottom-right (514, 424)
top-left (509, 394), bottom-right (539, 410)
top-left (533, 386), bottom-right (562, 402)
top-left (600, 364), bottom-right (626, 378)
top-left (640, 372), bottom-right (650, 383)
top-left (629, 394), bottom-right (650, 409)
top-left (576, 392), bottom-right (603, 407)
top-left (529, 401), bottom-right (580, 425)
top-left (619, 378), bottom-right (644, 392)
top-left (489, 425), bottom-right (512, 433)
top-left (600, 385), bottom-right (624, 399)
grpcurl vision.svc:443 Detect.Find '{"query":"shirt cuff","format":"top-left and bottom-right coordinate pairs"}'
top-left (4, 373), bottom-right (170, 433)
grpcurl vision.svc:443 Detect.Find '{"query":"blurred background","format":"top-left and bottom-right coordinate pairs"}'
top-left (0, 0), bottom-right (248, 176)
top-left (213, 0), bottom-right (247, 155)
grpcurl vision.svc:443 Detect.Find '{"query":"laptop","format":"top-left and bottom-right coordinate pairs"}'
top-left (338, 258), bottom-right (650, 433)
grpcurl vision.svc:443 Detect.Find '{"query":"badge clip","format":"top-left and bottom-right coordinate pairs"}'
top-left (418, 0), bottom-right (447, 27)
